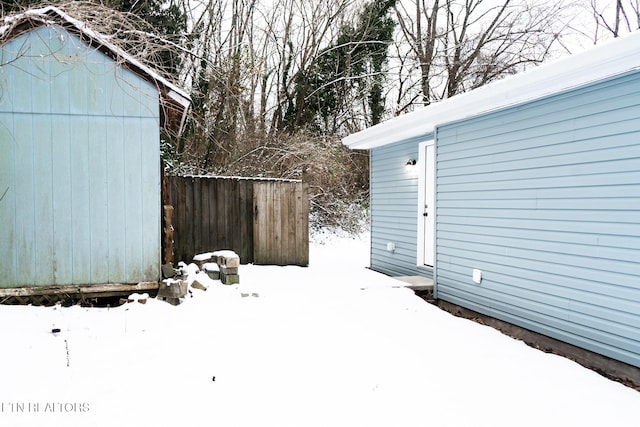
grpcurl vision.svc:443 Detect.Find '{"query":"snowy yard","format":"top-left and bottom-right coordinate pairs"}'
top-left (1, 231), bottom-right (638, 427)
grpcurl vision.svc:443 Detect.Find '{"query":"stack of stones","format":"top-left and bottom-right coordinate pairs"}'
top-left (194, 250), bottom-right (240, 285)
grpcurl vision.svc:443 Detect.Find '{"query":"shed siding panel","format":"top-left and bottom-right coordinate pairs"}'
top-left (370, 138), bottom-right (433, 279)
top-left (12, 114), bottom-right (36, 284)
top-left (123, 118), bottom-right (144, 282)
top-left (0, 26), bottom-right (161, 287)
top-left (0, 114), bottom-right (16, 284)
top-left (141, 118), bottom-right (162, 280)
top-left (51, 116), bottom-right (74, 284)
top-left (435, 71), bottom-right (640, 367)
top-left (88, 115), bottom-right (110, 283)
top-left (32, 115), bottom-right (54, 286)
top-left (68, 34), bottom-right (89, 115)
top-left (69, 117), bottom-right (92, 284)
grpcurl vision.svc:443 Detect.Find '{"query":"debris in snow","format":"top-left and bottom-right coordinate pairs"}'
top-left (190, 275), bottom-right (209, 291)
top-left (174, 249), bottom-right (242, 293)
top-left (203, 263), bottom-right (220, 281)
top-left (162, 263), bottom-right (177, 278)
top-left (174, 262), bottom-right (200, 278)
top-left (158, 279), bottom-right (187, 300)
top-left (240, 292), bottom-right (259, 298)
top-left (64, 339), bottom-right (70, 367)
top-left (51, 327), bottom-right (61, 334)
top-left (186, 263), bottom-right (200, 275)
top-left (127, 293), bottom-right (150, 304)
top-left (193, 252), bottom-right (213, 262)
top-left (211, 250), bottom-right (241, 284)
top-left (213, 250), bottom-right (240, 268)
top-left (193, 252), bottom-right (214, 268)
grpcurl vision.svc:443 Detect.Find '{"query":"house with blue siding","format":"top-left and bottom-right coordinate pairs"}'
top-left (343, 33), bottom-right (640, 371)
top-left (0, 7), bottom-right (190, 295)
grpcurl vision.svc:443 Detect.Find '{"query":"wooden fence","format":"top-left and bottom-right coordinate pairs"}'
top-left (166, 176), bottom-right (309, 266)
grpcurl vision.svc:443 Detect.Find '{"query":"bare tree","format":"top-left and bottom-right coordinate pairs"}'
top-left (393, 0), bottom-right (571, 111)
top-left (585, 0), bottom-right (639, 40)
top-left (263, 0), bottom-right (355, 133)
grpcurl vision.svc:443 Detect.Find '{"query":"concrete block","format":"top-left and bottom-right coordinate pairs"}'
top-left (203, 263), bottom-right (220, 280)
top-left (223, 257), bottom-right (240, 268)
top-left (221, 273), bottom-right (240, 285)
top-left (157, 279), bottom-right (188, 298)
top-left (213, 250), bottom-right (240, 268)
top-left (219, 266), bottom-right (238, 275)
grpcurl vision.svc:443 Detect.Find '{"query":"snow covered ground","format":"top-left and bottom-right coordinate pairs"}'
top-left (1, 231), bottom-right (638, 427)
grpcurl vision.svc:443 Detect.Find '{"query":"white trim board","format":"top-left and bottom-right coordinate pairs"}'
top-left (416, 140), bottom-right (435, 268)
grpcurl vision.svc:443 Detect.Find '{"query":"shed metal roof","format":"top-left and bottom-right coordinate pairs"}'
top-left (342, 31), bottom-right (640, 150)
top-left (0, 6), bottom-right (191, 136)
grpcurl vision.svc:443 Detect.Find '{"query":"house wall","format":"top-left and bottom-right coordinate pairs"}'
top-left (434, 71), bottom-right (640, 367)
top-left (0, 26), bottom-right (161, 287)
top-left (370, 137), bottom-right (433, 279)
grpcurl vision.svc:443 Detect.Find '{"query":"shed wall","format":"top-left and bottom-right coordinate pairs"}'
top-left (434, 71), bottom-right (640, 367)
top-left (0, 26), bottom-right (161, 287)
top-left (370, 138), bottom-right (433, 279)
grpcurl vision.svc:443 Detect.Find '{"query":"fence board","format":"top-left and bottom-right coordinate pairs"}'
top-left (168, 176), bottom-right (308, 266)
top-left (193, 177), bottom-right (202, 255)
top-left (253, 181), bottom-right (268, 264)
top-left (215, 178), bottom-right (226, 248)
top-left (184, 177), bottom-right (194, 256)
top-left (282, 183), bottom-right (291, 264)
top-left (207, 178), bottom-right (216, 255)
top-left (239, 180), bottom-right (252, 261)
top-left (201, 178), bottom-right (210, 245)
top-left (296, 183), bottom-right (310, 266)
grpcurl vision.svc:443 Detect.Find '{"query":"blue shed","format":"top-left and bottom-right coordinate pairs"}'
top-left (343, 33), bottom-right (640, 370)
top-left (0, 7), bottom-right (190, 293)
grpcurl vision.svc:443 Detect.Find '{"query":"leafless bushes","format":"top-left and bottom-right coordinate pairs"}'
top-left (164, 130), bottom-right (370, 233)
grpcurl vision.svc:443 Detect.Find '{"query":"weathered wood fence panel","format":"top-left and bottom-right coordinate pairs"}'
top-left (253, 181), bottom-right (309, 266)
top-left (167, 176), bottom-right (308, 266)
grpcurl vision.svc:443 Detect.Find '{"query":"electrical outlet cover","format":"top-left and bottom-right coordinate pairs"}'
top-left (472, 269), bottom-right (482, 284)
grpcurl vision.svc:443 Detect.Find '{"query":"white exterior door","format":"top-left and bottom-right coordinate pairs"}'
top-left (417, 140), bottom-right (435, 267)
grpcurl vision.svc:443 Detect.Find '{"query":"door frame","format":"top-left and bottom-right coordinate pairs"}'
top-left (416, 139), bottom-right (435, 268)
